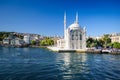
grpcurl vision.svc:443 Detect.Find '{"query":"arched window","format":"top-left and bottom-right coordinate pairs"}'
top-left (72, 35), bottom-right (74, 40)
top-left (70, 30), bottom-right (74, 40)
top-left (75, 30), bottom-right (78, 40)
top-left (80, 34), bottom-right (82, 40)
top-left (76, 31), bottom-right (78, 36)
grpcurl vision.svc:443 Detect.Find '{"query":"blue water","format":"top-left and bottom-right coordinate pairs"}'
top-left (0, 47), bottom-right (120, 80)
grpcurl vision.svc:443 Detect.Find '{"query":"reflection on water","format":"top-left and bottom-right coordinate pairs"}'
top-left (55, 53), bottom-right (89, 79)
top-left (0, 47), bottom-right (120, 80)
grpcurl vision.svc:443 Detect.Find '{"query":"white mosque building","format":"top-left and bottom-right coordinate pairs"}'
top-left (48, 12), bottom-right (86, 52)
top-left (57, 13), bottom-right (86, 50)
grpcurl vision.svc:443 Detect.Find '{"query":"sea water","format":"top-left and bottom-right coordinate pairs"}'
top-left (0, 47), bottom-right (120, 80)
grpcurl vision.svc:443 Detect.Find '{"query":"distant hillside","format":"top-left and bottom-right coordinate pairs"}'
top-left (0, 31), bottom-right (42, 41)
top-left (0, 32), bottom-right (14, 41)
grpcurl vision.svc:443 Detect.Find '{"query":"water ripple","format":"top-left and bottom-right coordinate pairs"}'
top-left (0, 47), bottom-right (120, 80)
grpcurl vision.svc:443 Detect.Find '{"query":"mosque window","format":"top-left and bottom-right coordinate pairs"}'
top-left (76, 31), bottom-right (78, 36)
top-left (76, 36), bottom-right (78, 40)
top-left (72, 35), bottom-right (74, 40)
top-left (70, 30), bottom-right (73, 33)
top-left (80, 34), bottom-right (82, 40)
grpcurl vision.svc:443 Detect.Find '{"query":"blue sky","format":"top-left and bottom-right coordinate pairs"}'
top-left (0, 0), bottom-right (120, 36)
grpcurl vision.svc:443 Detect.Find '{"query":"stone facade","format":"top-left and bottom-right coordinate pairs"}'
top-left (57, 12), bottom-right (86, 50)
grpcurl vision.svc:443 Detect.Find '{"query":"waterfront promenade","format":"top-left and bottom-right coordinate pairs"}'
top-left (47, 46), bottom-right (120, 54)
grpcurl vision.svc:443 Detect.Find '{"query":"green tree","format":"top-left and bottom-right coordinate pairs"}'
top-left (86, 41), bottom-right (91, 47)
top-left (40, 40), bottom-right (47, 46)
top-left (102, 35), bottom-right (111, 48)
top-left (86, 37), bottom-right (107, 48)
top-left (86, 38), bottom-right (95, 48)
top-left (94, 39), bottom-right (99, 47)
top-left (0, 32), bottom-right (11, 41)
top-left (40, 38), bottom-right (54, 46)
top-left (98, 39), bottom-right (104, 47)
top-left (3, 34), bottom-right (8, 38)
top-left (113, 42), bottom-right (120, 49)
top-left (31, 40), bottom-right (36, 45)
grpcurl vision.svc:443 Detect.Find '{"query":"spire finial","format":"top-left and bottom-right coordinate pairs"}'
top-left (76, 12), bottom-right (78, 23)
top-left (64, 11), bottom-right (66, 30)
top-left (64, 11), bottom-right (66, 40)
top-left (64, 11), bottom-right (66, 26)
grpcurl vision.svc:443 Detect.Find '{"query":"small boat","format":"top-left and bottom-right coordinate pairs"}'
top-left (102, 49), bottom-right (112, 53)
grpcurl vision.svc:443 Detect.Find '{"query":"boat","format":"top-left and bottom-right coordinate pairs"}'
top-left (102, 49), bottom-right (112, 53)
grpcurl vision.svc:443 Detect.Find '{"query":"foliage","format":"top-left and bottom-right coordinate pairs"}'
top-left (0, 32), bottom-right (12, 41)
top-left (40, 37), bottom-right (54, 46)
top-left (86, 35), bottom-right (120, 49)
top-left (31, 40), bottom-right (36, 45)
top-left (102, 35), bottom-right (111, 48)
top-left (0, 32), bottom-right (24, 41)
top-left (14, 34), bottom-right (23, 39)
top-left (112, 42), bottom-right (120, 49)
top-left (86, 38), bottom-right (102, 48)
top-left (86, 38), bottom-right (94, 47)
top-left (98, 39), bottom-right (104, 47)
top-left (86, 36), bottom-right (110, 48)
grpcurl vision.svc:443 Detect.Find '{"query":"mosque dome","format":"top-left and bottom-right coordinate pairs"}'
top-left (68, 22), bottom-right (80, 30)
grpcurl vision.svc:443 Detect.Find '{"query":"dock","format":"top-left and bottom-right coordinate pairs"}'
top-left (48, 46), bottom-right (90, 53)
top-left (47, 46), bottom-right (120, 54)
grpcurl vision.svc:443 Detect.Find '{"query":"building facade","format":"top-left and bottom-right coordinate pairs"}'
top-left (110, 33), bottom-right (120, 43)
top-left (3, 38), bottom-right (10, 44)
top-left (23, 35), bottom-right (30, 44)
top-left (57, 12), bottom-right (86, 50)
top-left (11, 38), bottom-right (24, 46)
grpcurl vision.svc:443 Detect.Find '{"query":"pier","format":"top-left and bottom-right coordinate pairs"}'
top-left (47, 46), bottom-right (120, 54)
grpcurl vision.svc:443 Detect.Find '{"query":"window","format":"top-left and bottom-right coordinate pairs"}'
top-left (71, 31), bottom-right (74, 40)
top-left (80, 34), bottom-right (82, 40)
top-left (76, 31), bottom-right (78, 36)
top-left (72, 35), bottom-right (74, 40)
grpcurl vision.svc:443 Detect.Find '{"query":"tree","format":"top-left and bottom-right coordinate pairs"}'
top-left (102, 35), bottom-right (111, 48)
top-left (31, 40), bottom-right (36, 45)
top-left (98, 39), bottom-right (104, 47)
top-left (86, 38), bottom-right (95, 47)
top-left (113, 42), bottom-right (120, 49)
top-left (3, 34), bottom-right (8, 38)
top-left (86, 41), bottom-right (91, 47)
top-left (94, 39), bottom-right (99, 47)
top-left (40, 38), bottom-right (54, 46)
top-left (0, 32), bottom-right (11, 41)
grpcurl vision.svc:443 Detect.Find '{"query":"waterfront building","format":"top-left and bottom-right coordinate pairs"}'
top-left (57, 12), bottom-right (86, 50)
top-left (23, 35), bottom-right (30, 44)
top-left (11, 38), bottom-right (24, 46)
top-left (30, 35), bottom-right (39, 41)
top-left (2, 33), bottom-right (14, 44)
top-left (3, 38), bottom-right (10, 44)
top-left (110, 33), bottom-right (120, 43)
top-left (3, 34), bottom-right (25, 46)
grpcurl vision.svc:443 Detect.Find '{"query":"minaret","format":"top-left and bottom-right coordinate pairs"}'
top-left (76, 12), bottom-right (78, 23)
top-left (64, 12), bottom-right (66, 40)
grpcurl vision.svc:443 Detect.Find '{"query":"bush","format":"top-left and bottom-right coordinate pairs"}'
top-left (31, 40), bottom-right (36, 45)
top-left (113, 42), bottom-right (120, 49)
top-left (40, 38), bottom-right (54, 46)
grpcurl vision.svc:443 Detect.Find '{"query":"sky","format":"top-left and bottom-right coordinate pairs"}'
top-left (0, 0), bottom-right (120, 37)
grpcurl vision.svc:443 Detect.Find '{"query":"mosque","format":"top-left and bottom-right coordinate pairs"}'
top-left (57, 12), bottom-right (86, 50)
top-left (48, 12), bottom-right (86, 52)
